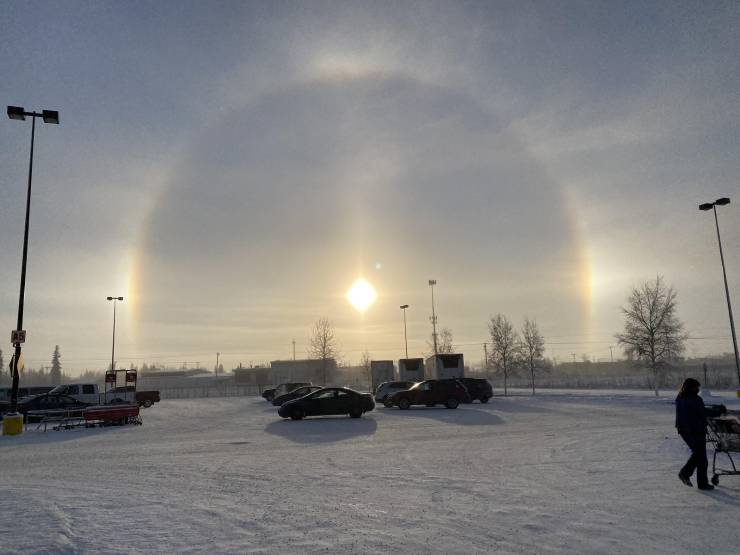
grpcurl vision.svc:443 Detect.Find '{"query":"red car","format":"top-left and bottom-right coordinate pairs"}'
top-left (388, 379), bottom-right (471, 409)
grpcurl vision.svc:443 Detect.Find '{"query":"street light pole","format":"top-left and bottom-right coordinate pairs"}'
top-left (107, 297), bottom-right (124, 371)
top-left (700, 197), bottom-right (740, 389)
top-left (6, 106), bottom-right (59, 413)
top-left (400, 305), bottom-right (409, 358)
top-left (428, 280), bottom-right (438, 355)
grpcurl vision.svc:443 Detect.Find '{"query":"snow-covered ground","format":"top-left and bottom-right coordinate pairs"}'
top-left (2, 391), bottom-right (740, 554)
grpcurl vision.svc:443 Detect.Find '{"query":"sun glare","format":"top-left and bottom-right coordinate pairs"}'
top-left (346, 278), bottom-right (377, 312)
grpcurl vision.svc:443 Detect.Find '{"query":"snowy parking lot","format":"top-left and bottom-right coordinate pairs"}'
top-left (2, 391), bottom-right (739, 554)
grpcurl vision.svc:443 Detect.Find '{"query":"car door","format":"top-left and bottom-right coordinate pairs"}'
top-left (304, 389), bottom-right (333, 415)
top-left (414, 382), bottom-right (433, 405)
top-left (333, 390), bottom-right (353, 415)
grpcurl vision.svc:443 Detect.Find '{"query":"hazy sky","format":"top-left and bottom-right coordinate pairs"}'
top-left (1, 1), bottom-right (739, 373)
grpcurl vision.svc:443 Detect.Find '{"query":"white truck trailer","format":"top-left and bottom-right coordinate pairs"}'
top-left (398, 358), bottom-right (425, 382)
top-left (370, 360), bottom-right (395, 392)
top-left (425, 354), bottom-right (465, 379)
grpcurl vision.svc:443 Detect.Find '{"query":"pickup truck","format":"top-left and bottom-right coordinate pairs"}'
top-left (47, 384), bottom-right (160, 408)
top-left (108, 386), bottom-right (160, 408)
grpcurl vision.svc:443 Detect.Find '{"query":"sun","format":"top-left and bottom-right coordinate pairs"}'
top-left (346, 278), bottom-right (377, 312)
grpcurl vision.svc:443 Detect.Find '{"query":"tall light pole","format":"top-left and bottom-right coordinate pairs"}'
top-left (428, 280), bottom-right (438, 355)
top-left (107, 297), bottom-right (124, 371)
top-left (699, 197), bottom-right (740, 389)
top-left (6, 106), bottom-right (59, 413)
top-left (400, 305), bottom-right (409, 358)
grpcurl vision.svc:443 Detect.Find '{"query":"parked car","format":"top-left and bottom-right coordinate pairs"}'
top-left (457, 378), bottom-right (493, 403)
top-left (272, 385), bottom-right (323, 406)
top-left (388, 379), bottom-right (471, 409)
top-left (278, 387), bottom-right (375, 420)
top-left (13, 393), bottom-right (90, 422)
top-left (375, 381), bottom-right (417, 406)
top-left (262, 388), bottom-right (277, 402)
top-left (0, 386), bottom-right (54, 402)
top-left (107, 386), bottom-right (161, 408)
top-left (265, 382), bottom-right (312, 402)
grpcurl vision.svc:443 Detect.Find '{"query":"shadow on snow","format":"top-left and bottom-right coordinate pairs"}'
top-left (378, 405), bottom-right (506, 425)
top-left (264, 415), bottom-right (378, 444)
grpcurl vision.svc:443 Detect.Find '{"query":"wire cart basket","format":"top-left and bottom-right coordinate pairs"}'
top-left (706, 413), bottom-right (740, 486)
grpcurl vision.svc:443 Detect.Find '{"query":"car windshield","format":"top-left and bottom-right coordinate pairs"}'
top-left (49, 385), bottom-right (66, 395)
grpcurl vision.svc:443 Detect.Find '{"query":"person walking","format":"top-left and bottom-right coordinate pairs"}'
top-left (675, 378), bottom-right (725, 490)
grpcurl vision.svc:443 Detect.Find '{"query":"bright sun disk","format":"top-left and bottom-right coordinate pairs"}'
top-left (346, 278), bottom-right (377, 312)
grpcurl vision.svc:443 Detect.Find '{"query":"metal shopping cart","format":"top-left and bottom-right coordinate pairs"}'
top-left (706, 412), bottom-right (740, 486)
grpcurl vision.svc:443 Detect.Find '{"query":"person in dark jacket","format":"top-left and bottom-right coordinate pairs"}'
top-left (675, 378), bottom-right (725, 490)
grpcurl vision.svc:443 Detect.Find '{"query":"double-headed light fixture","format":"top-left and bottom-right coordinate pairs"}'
top-left (6, 105), bottom-right (59, 414)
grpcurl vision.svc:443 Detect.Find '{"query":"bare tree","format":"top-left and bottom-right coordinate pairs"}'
top-left (426, 327), bottom-right (455, 356)
top-left (520, 318), bottom-right (545, 395)
top-left (616, 276), bottom-right (687, 396)
top-left (308, 317), bottom-right (339, 384)
top-left (360, 350), bottom-right (372, 391)
top-left (488, 314), bottom-right (519, 396)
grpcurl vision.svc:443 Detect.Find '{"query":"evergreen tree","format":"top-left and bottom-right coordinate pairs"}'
top-left (50, 345), bottom-right (62, 385)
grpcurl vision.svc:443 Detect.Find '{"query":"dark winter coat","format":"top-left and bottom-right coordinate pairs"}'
top-left (675, 393), bottom-right (723, 436)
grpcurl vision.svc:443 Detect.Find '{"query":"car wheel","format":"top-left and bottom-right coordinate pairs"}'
top-left (349, 408), bottom-right (362, 418)
top-left (290, 407), bottom-right (305, 420)
top-left (445, 397), bottom-right (459, 409)
top-left (480, 397), bottom-right (489, 404)
top-left (142, 399), bottom-right (153, 408)
top-left (398, 398), bottom-right (411, 410)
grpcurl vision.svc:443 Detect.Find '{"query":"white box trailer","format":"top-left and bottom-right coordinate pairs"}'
top-left (425, 354), bottom-right (465, 379)
top-left (398, 358), bottom-right (425, 382)
top-left (370, 360), bottom-right (395, 391)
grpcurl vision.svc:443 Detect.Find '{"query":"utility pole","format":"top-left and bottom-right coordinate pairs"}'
top-left (292, 339), bottom-right (296, 360)
top-left (400, 305), bottom-right (409, 359)
top-left (216, 352), bottom-right (220, 376)
top-left (609, 346), bottom-right (614, 363)
top-left (571, 353), bottom-right (577, 364)
top-left (483, 343), bottom-right (488, 376)
top-left (429, 279), bottom-right (438, 355)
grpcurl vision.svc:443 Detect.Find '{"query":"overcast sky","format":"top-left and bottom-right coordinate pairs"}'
top-left (1, 1), bottom-right (739, 373)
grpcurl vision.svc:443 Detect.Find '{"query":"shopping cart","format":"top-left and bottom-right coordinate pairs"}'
top-left (706, 412), bottom-right (740, 486)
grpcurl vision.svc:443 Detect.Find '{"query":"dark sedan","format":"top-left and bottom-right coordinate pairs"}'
top-left (13, 393), bottom-right (89, 421)
top-left (272, 385), bottom-right (323, 406)
top-left (278, 387), bottom-right (374, 420)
